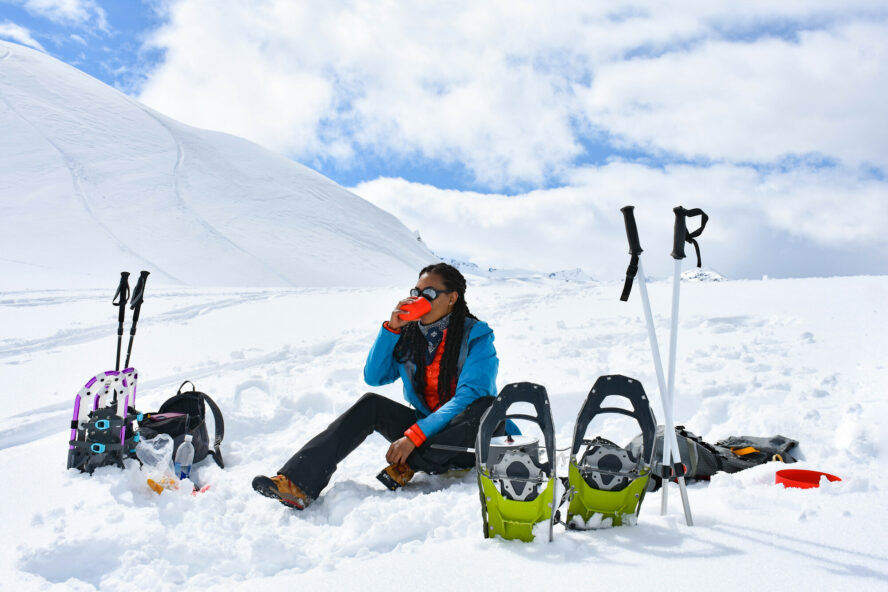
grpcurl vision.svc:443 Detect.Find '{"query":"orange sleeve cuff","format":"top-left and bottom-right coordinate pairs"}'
top-left (404, 424), bottom-right (426, 447)
top-left (383, 321), bottom-right (401, 334)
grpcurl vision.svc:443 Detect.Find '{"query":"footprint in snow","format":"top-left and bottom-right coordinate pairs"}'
top-left (233, 379), bottom-right (275, 419)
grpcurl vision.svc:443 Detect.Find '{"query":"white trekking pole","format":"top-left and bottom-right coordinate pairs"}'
top-left (664, 206), bottom-right (708, 522)
top-left (619, 206), bottom-right (693, 526)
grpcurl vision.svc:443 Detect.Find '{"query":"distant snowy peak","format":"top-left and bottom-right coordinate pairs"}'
top-left (443, 257), bottom-right (594, 282)
top-left (0, 40), bottom-right (436, 288)
top-left (681, 267), bottom-right (727, 282)
top-left (547, 268), bottom-right (594, 282)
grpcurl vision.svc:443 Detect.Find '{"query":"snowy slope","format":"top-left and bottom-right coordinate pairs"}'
top-left (1, 276), bottom-right (886, 590)
top-left (0, 41), bottom-right (435, 289)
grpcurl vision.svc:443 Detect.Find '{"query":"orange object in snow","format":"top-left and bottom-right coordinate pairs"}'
top-left (775, 469), bottom-right (841, 489)
top-left (398, 297), bottom-right (431, 321)
top-left (147, 476), bottom-right (177, 494)
top-left (147, 476), bottom-right (211, 496)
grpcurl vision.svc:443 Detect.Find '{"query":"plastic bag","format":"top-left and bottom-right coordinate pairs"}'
top-left (135, 433), bottom-right (175, 472)
top-left (135, 434), bottom-right (179, 493)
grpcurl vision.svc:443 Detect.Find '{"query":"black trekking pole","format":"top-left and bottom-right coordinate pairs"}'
top-left (123, 271), bottom-right (150, 370)
top-left (113, 272), bottom-right (131, 371)
top-left (620, 206), bottom-right (693, 526)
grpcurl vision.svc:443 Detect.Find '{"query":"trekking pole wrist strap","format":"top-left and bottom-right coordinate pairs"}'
top-left (620, 254), bottom-right (639, 302)
top-left (620, 205), bottom-right (644, 302)
top-left (672, 206), bottom-right (709, 267)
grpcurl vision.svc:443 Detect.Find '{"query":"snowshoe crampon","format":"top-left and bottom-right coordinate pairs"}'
top-left (566, 375), bottom-right (657, 528)
top-left (67, 368), bottom-right (142, 473)
top-left (476, 382), bottom-right (557, 542)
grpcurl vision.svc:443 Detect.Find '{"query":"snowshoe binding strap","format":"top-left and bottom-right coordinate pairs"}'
top-left (490, 449), bottom-right (545, 502)
top-left (578, 442), bottom-right (640, 491)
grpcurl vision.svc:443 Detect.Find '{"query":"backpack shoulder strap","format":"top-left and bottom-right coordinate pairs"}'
top-left (198, 392), bottom-right (225, 468)
top-left (456, 317), bottom-right (478, 376)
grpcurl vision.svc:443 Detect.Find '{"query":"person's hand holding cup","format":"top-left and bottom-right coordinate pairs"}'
top-left (389, 296), bottom-right (431, 330)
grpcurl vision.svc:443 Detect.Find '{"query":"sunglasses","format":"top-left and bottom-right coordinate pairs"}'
top-left (410, 287), bottom-right (455, 301)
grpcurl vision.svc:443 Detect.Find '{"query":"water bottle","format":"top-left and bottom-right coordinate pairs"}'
top-left (174, 435), bottom-right (195, 480)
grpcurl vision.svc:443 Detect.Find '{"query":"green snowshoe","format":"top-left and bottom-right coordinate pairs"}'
top-left (566, 375), bottom-right (657, 528)
top-left (476, 382), bottom-right (557, 542)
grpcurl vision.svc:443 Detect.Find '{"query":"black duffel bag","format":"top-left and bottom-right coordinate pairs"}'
top-left (137, 381), bottom-right (225, 468)
top-left (627, 425), bottom-right (798, 489)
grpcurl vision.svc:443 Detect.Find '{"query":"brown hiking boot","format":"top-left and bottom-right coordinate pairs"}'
top-left (252, 474), bottom-right (312, 509)
top-left (376, 463), bottom-right (415, 491)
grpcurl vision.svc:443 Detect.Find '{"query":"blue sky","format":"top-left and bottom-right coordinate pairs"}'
top-left (1, 1), bottom-right (886, 278)
top-left (0, 1), bottom-right (163, 92)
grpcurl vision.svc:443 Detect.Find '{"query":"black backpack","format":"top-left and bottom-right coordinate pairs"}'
top-left (627, 425), bottom-right (798, 489)
top-left (137, 381), bottom-right (225, 468)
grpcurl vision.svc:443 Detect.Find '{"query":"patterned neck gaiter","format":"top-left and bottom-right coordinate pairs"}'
top-left (418, 313), bottom-right (451, 360)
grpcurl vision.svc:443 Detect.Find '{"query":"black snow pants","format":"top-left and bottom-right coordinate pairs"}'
top-left (278, 393), bottom-right (494, 499)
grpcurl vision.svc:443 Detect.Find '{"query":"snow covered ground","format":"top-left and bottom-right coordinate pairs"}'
top-left (1, 275), bottom-right (886, 590)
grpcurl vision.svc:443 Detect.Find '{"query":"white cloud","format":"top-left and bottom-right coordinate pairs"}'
top-left (137, 1), bottom-right (888, 188)
top-left (134, 1), bottom-right (888, 279)
top-left (0, 21), bottom-right (46, 51)
top-left (582, 22), bottom-right (888, 170)
top-left (15, 0), bottom-right (108, 31)
top-left (352, 164), bottom-right (888, 279)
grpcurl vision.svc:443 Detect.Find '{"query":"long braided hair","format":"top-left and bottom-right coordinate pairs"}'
top-left (393, 263), bottom-right (478, 406)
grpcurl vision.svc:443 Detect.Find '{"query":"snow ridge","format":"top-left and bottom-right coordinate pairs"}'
top-left (0, 40), bottom-right (435, 288)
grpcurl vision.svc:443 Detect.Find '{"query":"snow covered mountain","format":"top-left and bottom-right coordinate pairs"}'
top-left (442, 257), bottom-right (596, 282)
top-left (0, 41), bottom-right (435, 288)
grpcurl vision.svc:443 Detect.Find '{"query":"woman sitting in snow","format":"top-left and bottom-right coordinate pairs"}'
top-left (252, 262), bottom-right (499, 509)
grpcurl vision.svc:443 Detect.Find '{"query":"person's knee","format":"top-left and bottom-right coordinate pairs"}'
top-left (456, 396), bottom-right (494, 425)
top-left (351, 392), bottom-right (384, 414)
top-left (356, 392), bottom-right (383, 406)
top-left (467, 396), bottom-right (493, 415)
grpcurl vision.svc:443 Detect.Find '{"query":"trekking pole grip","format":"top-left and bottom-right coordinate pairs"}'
top-left (129, 271), bottom-right (150, 330)
top-left (671, 206), bottom-right (688, 260)
top-left (621, 205), bottom-right (643, 256)
top-left (113, 272), bottom-right (131, 326)
top-left (671, 206), bottom-right (709, 266)
top-left (113, 272), bottom-right (131, 371)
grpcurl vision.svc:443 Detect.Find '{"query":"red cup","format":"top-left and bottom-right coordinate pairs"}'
top-left (398, 297), bottom-right (431, 321)
top-left (775, 469), bottom-right (841, 489)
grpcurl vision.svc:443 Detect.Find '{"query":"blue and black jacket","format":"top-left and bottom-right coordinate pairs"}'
top-left (364, 317), bottom-right (499, 441)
